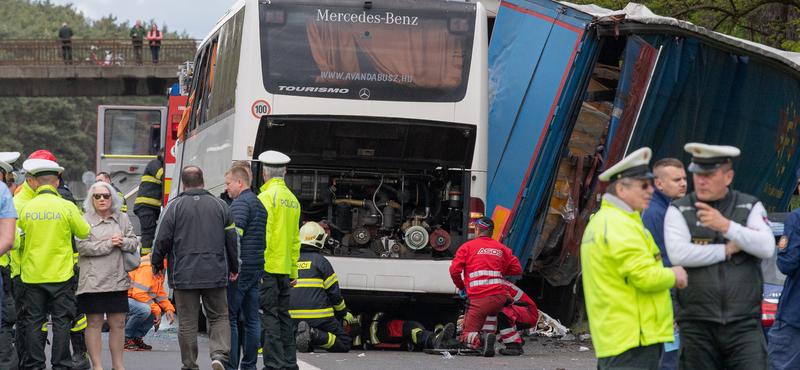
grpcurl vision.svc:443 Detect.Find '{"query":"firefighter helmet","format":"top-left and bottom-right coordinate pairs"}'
top-left (299, 221), bottom-right (326, 249)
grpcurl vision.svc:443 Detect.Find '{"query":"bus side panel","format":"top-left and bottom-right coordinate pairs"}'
top-left (180, 115), bottom-right (236, 194)
top-left (486, 0), bottom-right (592, 239)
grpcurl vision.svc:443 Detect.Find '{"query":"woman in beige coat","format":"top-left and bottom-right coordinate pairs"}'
top-left (76, 181), bottom-right (138, 370)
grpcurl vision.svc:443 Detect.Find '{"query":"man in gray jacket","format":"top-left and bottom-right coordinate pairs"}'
top-left (152, 166), bottom-right (240, 370)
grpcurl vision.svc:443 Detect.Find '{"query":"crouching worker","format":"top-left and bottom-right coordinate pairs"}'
top-left (483, 281), bottom-right (539, 356)
top-left (125, 254), bottom-right (175, 351)
top-left (291, 222), bottom-right (352, 353)
top-left (347, 312), bottom-right (458, 350)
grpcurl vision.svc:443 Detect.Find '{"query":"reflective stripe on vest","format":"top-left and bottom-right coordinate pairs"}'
top-left (294, 278), bottom-right (324, 288)
top-left (468, 270), bottom-right (503, 279)
top-left (370, 312), bottom-right (384, 344)
top-left (289, 308), bottom-right (334, 319)
top-left (320, 332), bottom-right (336, 349)
top-left (469, 278), bottom-right (504, 287)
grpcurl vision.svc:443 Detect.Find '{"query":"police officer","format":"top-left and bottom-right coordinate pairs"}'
top-left (581, 147), bottom-right (687, 370)
top-left (664, 143), bottom-right (775, 370)
top-left (291, 222), bottom-right (353, 353)
top-left (134, 148), bottom-right (165, 256)
top-left (257, 150), bottom-right (301, 370)
top-left (17, 158), bottom-right (91, 370)
top-left (0, 152), bottom-right (20, 370)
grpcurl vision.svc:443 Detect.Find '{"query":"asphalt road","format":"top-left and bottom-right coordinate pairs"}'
top-left (45, 328), bottom-right (597, 370)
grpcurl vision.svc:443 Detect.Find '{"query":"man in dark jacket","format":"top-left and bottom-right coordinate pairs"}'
top-left (135, 148), bottom-right (164, 256)
top-left (151, 166), bottom-right (240, 370)
top-left (58, 22), bottom-right (73, 64)
top-left (664, 143), bottom-right (775, 370)
top-left (641, 157), bottom-right (686, 370)
top-left (223, 165), bottom-right (265, 370)
top-left (768, 170), bottom-right (800, 369)
top-left (130, 20), bottom-right (146, 65)
top-left (291, 222), bottom-right (352, 353)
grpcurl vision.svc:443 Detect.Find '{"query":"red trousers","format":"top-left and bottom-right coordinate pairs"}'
top-left (460, 293), bottom-right (509, 347)
top-left (496, 304), bottom-right (539, 344)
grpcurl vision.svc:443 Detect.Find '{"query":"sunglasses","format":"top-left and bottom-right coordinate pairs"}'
top-left (93, 193), bottom-right (112, 200)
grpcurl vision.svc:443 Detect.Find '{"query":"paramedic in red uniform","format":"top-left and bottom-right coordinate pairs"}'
top-left (449, 217), bottom-right (523, 357)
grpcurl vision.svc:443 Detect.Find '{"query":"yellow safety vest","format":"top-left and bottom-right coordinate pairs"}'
top-left (580, 196), bottom-right (675, 358)
top-left (9, 181), bottom-right (35, 277)
top-left (258, 178), bottom-right (301, 278)
top-left (17, 185), bottom-right (90, 284)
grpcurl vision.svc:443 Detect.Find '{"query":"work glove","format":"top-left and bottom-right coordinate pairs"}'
top-left (459, 289), bottom-right (467, 298)
top-left (343, 312), bottom-right (355, 325)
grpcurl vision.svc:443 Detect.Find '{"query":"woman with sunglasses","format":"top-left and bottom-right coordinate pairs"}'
top-left (75, 181), bottom-right (138, 370)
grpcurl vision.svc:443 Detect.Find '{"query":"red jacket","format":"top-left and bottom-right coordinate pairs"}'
top-left (449, 237), bottom-right (523, 299)
top-left (503, 280), bottom-right (535, 307)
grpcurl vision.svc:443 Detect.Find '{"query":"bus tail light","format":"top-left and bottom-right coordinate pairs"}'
top-left (468, 197), bottom-right (485, 239)
top-left (265, 10), bottom-right (285, 24)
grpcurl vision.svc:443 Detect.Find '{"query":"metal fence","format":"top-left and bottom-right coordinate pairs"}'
top-left (0, 39), bottom-right (199, 66)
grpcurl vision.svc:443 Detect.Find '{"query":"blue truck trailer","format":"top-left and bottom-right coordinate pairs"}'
top-left (487, 0), bottom-right (800, 325)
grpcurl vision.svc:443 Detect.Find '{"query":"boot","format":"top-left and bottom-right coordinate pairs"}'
top-left (432, 323), bottom-right (456, 349)
top-left (295, 321), bottom-right (312, 353)
top-left (477, 332), bottom-right (496, 357)
top-left (71, 331), bottom-right (91, 370)
top-left (499, 342), bottom-right (524, 356)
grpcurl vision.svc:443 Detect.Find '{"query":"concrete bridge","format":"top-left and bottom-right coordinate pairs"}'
top-left (0, 38), bottom-right (197, 96)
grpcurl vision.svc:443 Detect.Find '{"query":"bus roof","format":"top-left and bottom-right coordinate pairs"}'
top-left (561, 1), bottom-right (800, 75)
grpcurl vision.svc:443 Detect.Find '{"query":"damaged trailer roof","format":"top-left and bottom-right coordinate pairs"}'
top-left (560, 1), bottom-right (800, 76)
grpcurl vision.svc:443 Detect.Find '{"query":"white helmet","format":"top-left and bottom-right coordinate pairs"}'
top-left (300, 222), bottom-right (327, 249)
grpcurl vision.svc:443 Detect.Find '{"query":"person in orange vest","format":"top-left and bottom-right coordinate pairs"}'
top-left (124, 254), bottom-right (175, 351)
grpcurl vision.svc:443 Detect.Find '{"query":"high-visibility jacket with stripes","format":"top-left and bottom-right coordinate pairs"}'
top-left (288, 247), bottom-right (347, 320)
top-left (128, 254), bottom-right (174, 315)
top-left (10, 181), bottom-right (35, 277)
top-left (134, 158), bottom-right (164, 210)
top-left (449, 236), bottom-right (523, 299)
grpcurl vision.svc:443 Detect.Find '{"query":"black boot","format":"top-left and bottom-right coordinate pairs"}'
top-left (499, 341), bottom-right (524, 356)
top-left (432, 323), bottom-right (456, 349)
top-left (478, 332), bottom-right (495, 357)
top-left (71, 331), bottom-right (90, 370)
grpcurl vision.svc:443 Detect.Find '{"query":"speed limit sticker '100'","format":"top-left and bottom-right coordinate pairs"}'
top-left (251, 100), bottom-right (271, 119)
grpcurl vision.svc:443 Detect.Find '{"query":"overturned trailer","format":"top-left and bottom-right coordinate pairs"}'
top-left (487, 0), bottom-right (800, 325)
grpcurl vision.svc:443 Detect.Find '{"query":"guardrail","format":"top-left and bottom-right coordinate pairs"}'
top-left (0, 39), bottom-right (199, 66)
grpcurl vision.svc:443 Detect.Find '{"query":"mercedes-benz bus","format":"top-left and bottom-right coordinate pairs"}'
top-left (171, 0), bottom-right (488, 310)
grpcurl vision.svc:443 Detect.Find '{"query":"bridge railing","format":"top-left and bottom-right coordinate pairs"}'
top-left (0, 39), bottom-right (199, 66)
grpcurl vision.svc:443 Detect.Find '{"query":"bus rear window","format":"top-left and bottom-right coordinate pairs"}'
top-left (259, 3), bottom-right (475, 102)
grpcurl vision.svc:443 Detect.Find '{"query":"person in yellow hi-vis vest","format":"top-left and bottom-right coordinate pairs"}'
top-left (17, 158), bottom-right (90, 370)
top-left (0, 152), bottom-right (20, 370)
top-left (257, 150), bottom-right (301, 370)
top-left (581, 147), bottom-right (688, 370)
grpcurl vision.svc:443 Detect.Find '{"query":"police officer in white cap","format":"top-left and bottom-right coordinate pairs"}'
top-left (256, 150), bottom-right (301, 370)
top-left (17, 158), bottom-right (90, 370)
top-left (581, 147), bottom-right (687, 370)
top-left (664, 143), bottom-right (774, 370)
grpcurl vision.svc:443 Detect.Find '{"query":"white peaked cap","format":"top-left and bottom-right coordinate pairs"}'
top-left (598, 147), bottom-right (655, 182)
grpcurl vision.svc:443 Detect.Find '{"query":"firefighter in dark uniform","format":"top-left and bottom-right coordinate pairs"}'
top-left (346, 312), bottom-right (456, 350)
top-left (134, 148), bottom-right (165, 256)
top-left (664, 143), bottom-right (775, 370)
top-left (291, 222), bottom-right (353, 352)
top-left (17, 158), bottom-right (91, 370)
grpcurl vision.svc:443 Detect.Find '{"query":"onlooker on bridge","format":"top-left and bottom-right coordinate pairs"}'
top-left (76, 181), bottom-right (138, 370)
top-left (58, 22), bottom-right (73, 64)
top-left (130, 20), bottom-right (146, 66)
top-left (147, 24), bottom-right (163, 65)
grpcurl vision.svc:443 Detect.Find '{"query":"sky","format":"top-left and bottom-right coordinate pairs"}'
top-left (48, 0), bottom-right (239, 39)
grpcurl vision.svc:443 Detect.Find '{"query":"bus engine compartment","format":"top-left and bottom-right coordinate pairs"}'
top-left (283, 167), bottom-right (471, 259)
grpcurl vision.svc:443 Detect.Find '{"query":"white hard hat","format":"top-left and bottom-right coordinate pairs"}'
top-left (299, 222), bottom-right (327, 249)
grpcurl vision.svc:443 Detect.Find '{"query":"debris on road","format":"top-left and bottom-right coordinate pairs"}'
top-left (580, 334), bottom-right (591, 341)
top-left (358, 353), bottom-right (365, 357)
top-left (579, 346), bottom-right (590, 352)
top-left (441, 351), bottom-right (454, 359)
top-left (533, 310), bottom-right (570, 338)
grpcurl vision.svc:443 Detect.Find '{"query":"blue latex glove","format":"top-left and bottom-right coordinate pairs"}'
top-left (459, 289), bottom-right (467, 298)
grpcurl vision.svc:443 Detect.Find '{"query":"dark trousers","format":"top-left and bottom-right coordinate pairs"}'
top-left (134, 206), bottom-right (160, 256)
top-left (150, 46), bottom-right (160, 62)
top-left (23, 281), bottom-right (75, 370)
top-left (597, 344), bottom-right (661, 370)
top-left (768, 319), bottom-right (800, 370)
top-left (12, 276), bottom-right (27, 369)
top-left (259, 273), bottom-right (297, 370)
top-left (133, 42), bottom-right (143, 64)
top-left (61, 41), bottom-right (72, 61)
top-left (293, 316), bottom-right (351, 353)
top-left (0, 274), bottom-right (18, 370)
top-left (226, 269), bottom-right (261, 370)
top-left (678, 318), bottom-right (768, 370)
top-left (174, 287), bottom-right (231, 370)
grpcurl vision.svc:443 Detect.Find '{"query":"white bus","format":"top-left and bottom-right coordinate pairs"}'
top-left (172, 0), bottom-right (488, 308)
